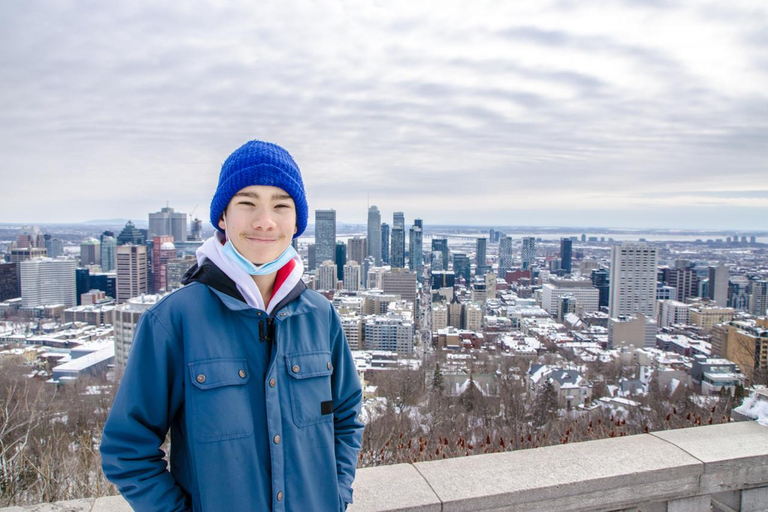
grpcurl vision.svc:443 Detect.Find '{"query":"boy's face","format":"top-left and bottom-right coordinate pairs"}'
top-left (218, 185), bottom-right (297, 265)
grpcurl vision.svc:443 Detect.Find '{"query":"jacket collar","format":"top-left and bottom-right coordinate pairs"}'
top-left (182, 260), bottom-right (310, 317)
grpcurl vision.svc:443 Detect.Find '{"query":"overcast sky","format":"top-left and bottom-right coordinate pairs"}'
top-left (1, 0), bottom-right (767, 231)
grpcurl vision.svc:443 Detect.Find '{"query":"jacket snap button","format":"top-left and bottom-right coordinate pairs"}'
top-left (196, 374), bottom-right (206, 384)
top-left (238, 369), bottom-right (247, 378)
top-left (327, 362), bottom-right (332, 370)
top-left (276, 491), bottom-right (283, 501)
top-left (269, 378), bottom-right (276, 387)
top-left (273, 434), bottom-right (281, 444)
top-left (292, 365), bottom-right (300, 373)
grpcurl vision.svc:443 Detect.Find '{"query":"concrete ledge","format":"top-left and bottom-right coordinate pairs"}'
top-left (4, 422), bottom-right (768, 512)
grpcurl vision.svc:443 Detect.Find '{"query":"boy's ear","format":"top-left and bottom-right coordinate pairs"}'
top-left (218, 213), bottom-right (226, 231)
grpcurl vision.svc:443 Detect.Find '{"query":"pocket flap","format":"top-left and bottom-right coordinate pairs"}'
top-left (189, 358), bottom-right (250, 390)
top-left (285, 351), bottom-right (333, 380)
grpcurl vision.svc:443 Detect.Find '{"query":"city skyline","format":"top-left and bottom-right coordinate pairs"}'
top-left (1, 1), bottom-right (767, 229)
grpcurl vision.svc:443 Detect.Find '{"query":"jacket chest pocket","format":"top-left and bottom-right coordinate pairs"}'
top-left (188, 358), bottom-right (253, 442)
top-left (285, 351), bottom-right (334, 428)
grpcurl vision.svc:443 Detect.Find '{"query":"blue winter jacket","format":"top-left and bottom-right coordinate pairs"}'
top-left (100, 262), bottom-right (364, 511)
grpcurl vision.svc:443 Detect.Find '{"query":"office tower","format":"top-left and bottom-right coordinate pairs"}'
top-left (44, 234), bottom-right (64, 258)
top-left (475, 237), bottom-right (488, 276)
top-left (89, 273), bottom-right (117, 300)
top-left (608, 243), bottom-right (657, 319)
top-left (708, 264), bottom-right (729, 306)
top-left (0, 263), bottom-right (18, 301)
top-left (166, 255), bottom-right (196, 291)
top-left (408, 223), bottom-right (423, 277)
top-left (116, 244), bottom-right (148, 303)
top-left (148, 206), bottom-right (187, 243)
top-left (367, 206), bottom-right (382, 265)
top-left (521, 237), bottom-right (536, 270)
top-left (381, 223), bottom-right (390, 264)
top-left (452, 253), bottom-right (471, 284)
top-left (663, 266), bottom-right (699, 303)
top-left (307, 244), bottom-right (317, 271)
top-left (362, 256), bottom-right (375, 289)
top-left (315, 209), bottom-right (336, 265)
top-left (498, 236), bottom-right (513, 278)
top-left (431, 238), bottom-right (449, 272)
top-left (541, 277), bottom-right (599, 315)
top-left (382, 268), bottom-right (417, 305)
top-left (76, 268), bottom-right (91, 305)
top-left (9, 247), bottom-right (47, 293)
top-left (190, 218), bottom-right (203, 241)
top-left (317, 260), bottom-right (337, 291)
top-left (335, 241), bottom-right (347, 281)
top-left (590, 269), bottom-right (610, 309)
top-left (80, 238), bottom-right (101, 267)
top-left (393, 212), bottom-right (405, 230)
top-left (20, 257), bottom-right (76, 308)
top-left (364, 316), bottom-right (414, 353)
top-left (751, 281), bottom-right (768, 317)
top-left (431, 271), bottom-right (456, 290)
top-left (391, 227), bottom-right (405, 268)
top-left (348, 237), bottom-right (367, 270)
top-left (100, 232), bottom-right (117, 272)
top-left (152, 236), bottom-right (176, 293)
top-left (343, 261), bottom-right (361, 291)
top-left (117, 220), bottom-right (146, 245)
top-left (658, 300), bottom-right (691, 328)
top-left (560, 238), bottom-right (572, 274)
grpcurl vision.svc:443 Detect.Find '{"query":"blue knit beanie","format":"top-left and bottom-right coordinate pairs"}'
top-left (210, 140), bottom-right (308, 237)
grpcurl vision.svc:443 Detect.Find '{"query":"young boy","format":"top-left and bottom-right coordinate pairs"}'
top-left (101, 140), bottom-right (364, 511)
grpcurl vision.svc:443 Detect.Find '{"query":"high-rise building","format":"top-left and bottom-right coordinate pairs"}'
top-left (151, 236), bottom-right (176, 293)
top-left (16, 226), bottom-right (44, 249)
top-left (335, 241), bottom-right (347, 281)
top-left (117, 221), bottom-right (146, 245)
top-left (0, 263), bottom-right (18, 301)
top-left (408, 222), bottom-right (423, 278)
top-left (116, 244), bottom-right (148, 303)
top-left (382, 268), bottom-right (417, 305)
top-left (100, 232), bottom-right (117, 272)
top-left (367, 206), bottom-right (382, 265)
top-left (707, 264), bottom-right (729, 306)
top-left (431, 238), bottom-right (449, 273)
top-left (380, 223), bottom-right (390, 264)
top-left (391, 227), bottom-right (405, 268)
top-left (560, 238), bottom-right (572, 274)
top-left (317, 260), bottom-right (338, 291)
top-left (608, 243), bottom-right (657, 319)
top-left (343, 261), bottom-right (361, 292)
top-left (393, 212), bottom-right (405, 231)
top-left (498, 236), bottom-right (513, 278)
top-left (452, 253), bottom-right (470, 284)
top-left (307, 243), bottom-right (316, 271)
top-left (663, 265), bottom-right (699, 303)
top-left (148, 206), bottom-right (187, 243)
top-left (44, 234), bottom-right (64, 258)
top-left (20, 257), bottom-right (76, 308)
top-left (315, 209), bottom-right (336, 266)
top-left (475, 237), bottom-right (488, 276)
top-left (541, 278), bottom-right (599, 315)
top-left (751, 280), bottom-right (768, 317)
top-left (657, 300), bottom-right (691, 328)
top-left (114, 294), bottom-right (161, 371)
top-left (80, 238), bottom-right (101, 267)
top-left (166, 255), bottom-right (196, 291)
top-left (590, 269), bottom-right (610, 309)
top-left (521, 237), bottom-right (536, 270)
top-left (9, 247), bottom-right (47, 293)
top-left (364, 315), bottom-right (414, 353)
top-left (348, 237), bottom-right (367, 270)
top-left (190, 218), bottom-right (203, 241)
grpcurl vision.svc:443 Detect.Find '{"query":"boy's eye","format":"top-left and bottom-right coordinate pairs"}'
top-left (275, 203), bottom-right (291, 209)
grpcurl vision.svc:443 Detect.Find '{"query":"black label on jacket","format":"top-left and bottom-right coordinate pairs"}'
top-left (321, 401), bottom-right (334, 415)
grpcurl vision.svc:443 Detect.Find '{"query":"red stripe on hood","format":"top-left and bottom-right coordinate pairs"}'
top-left (269, 258), bottom-right (296, 306)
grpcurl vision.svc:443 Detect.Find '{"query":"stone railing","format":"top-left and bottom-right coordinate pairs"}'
top-left (3, 421), bottom-right (767, 512)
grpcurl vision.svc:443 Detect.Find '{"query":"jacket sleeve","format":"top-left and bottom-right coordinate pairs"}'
top-left (328, 306), bottom-right (364, 507)
top-left (100, 309), bottom-right (190, 512)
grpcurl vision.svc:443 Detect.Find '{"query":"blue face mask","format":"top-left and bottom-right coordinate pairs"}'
top-left (222, 238), bottom-right (298, 276)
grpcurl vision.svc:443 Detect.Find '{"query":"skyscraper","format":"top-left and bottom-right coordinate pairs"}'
top-left (117, 220), bottom-right (146, 245)
top-left (475, 237), bottom-right (488, 276)
top-left (343, 261), bottom-right (361, 291)
top-left (751, 280), bottom-right (768, 317)
top-left (609, 243), bottom-right (658, 319)
top-left (367, 206), bottom-right (381, 265)
top-left (317, 260), bottom-right (338, 291)
top-left (380, 223), bottom-right (390, 264)
top-left (391, 227), bottom-right (405, 268)
top-left (560, 238), bottom-right (572, 274)
top-left (100, 231), bottom-right (117, 272)
top-left (116, 244), bottom-right (148, 303)
top-left (148, 206), bottom-right (187, 243)
top-left (80, 238), bottom-right (101, 267)
top-left (0, 263), bottom-right (18, 301)
top-left (408, 222), bottom-right (423, 278)
top-left (20, 257), bottom-right (76, 308)
top-left (431, 238), bottom-right (449, 272)
top-left (591, 268), bottom-right (610, 309)
top-left (151, 236), bottom-right (176, 293)
top-left (44, 234), bottom-right (63, 258)
top-left (521, 237), bottom-right (535, 270)
top-left (315, 209), bottom-right (336, 265)
top-left (498, 236), bottom-right (513, 278)
top-left (335, 241), bottom-right (347, 281)
top-left (393, 212), bottom-right (405, 230)
top-left (708, 264), bottom-right (729, 306)
top-left (348, 237), bottom-right (367, 270)
top-left (452, 253), bottom-right (471, 284)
